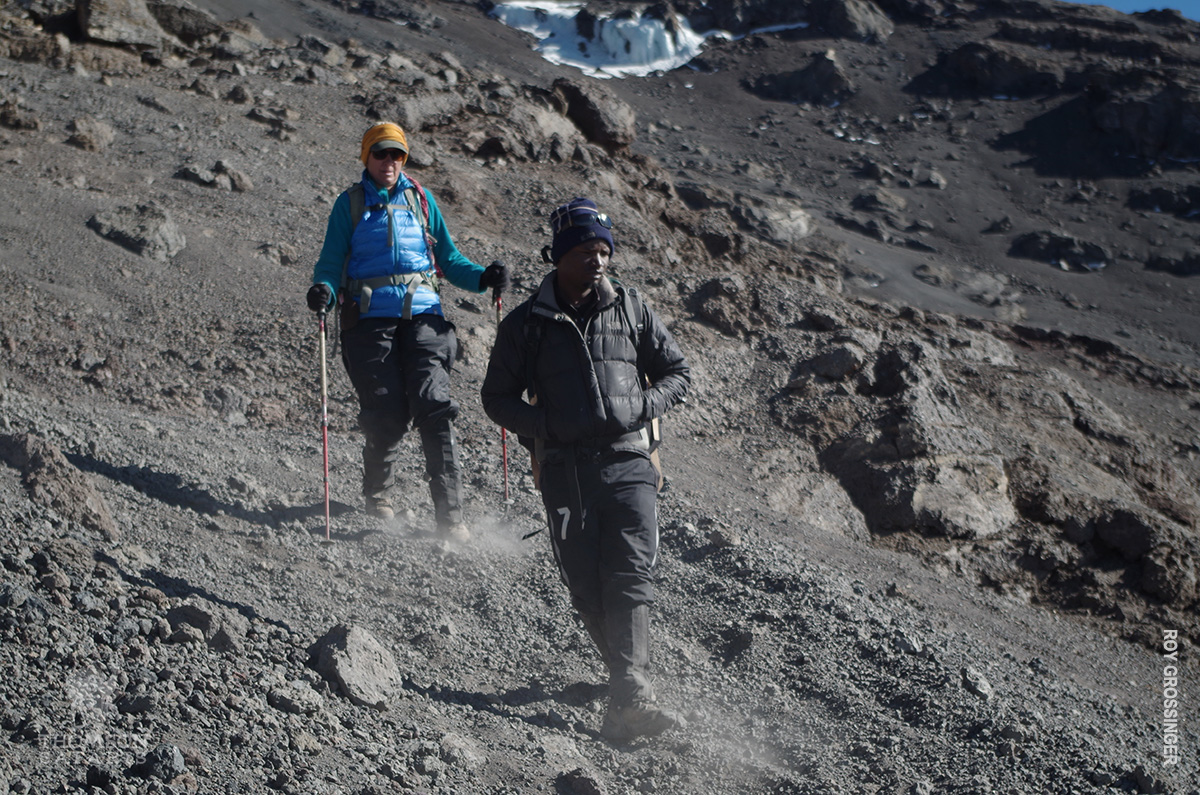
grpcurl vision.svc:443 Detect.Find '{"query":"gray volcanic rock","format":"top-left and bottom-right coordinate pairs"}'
top-left (167, 596), bottom-right (250, 650)
top-left (1009, 230), bottom-right (1110, 271)
top-left (552, 77), bottom-right (637, 151)
top-left (814, 0), bottom-right (894, 44)
top-left (66, 115), bottom-right (115, 152)
top-left (86, 202), bottom-right (186, 261)
top-left (941, 41), bottom-right (1065, 97)
top-left (135, 743), bottom-right (187, 780)
top-left (747, 49), bottom-right (855, 106)
top-left (310, 624), bottom-right (404, 709)
top-left (815, 341), bottom-right (1019, 540)
top-left (0, 434), bottom-right (119, 541)
top-left (146, 0), bottom-right (223, 44)
top-left (1090, 81), bottom-right (1200, 160)
top-left (0, 0), bottom-right (1197, 792)
top-left (79, 0), bottom-right (177, 48)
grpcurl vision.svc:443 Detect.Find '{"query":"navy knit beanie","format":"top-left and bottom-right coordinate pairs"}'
top-left (547, 198), bottom-right (615, 264)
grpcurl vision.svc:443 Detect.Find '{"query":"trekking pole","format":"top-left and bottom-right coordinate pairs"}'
top-left (318, 310), bottom-right (332, 540)
top-left (495, 294), bottom-right (511, 505)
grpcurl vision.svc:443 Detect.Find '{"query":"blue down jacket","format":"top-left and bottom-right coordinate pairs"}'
top-left (311, 171), bottom-right (485, 318)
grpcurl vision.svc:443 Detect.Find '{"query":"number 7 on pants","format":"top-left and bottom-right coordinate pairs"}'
top-left (554, 506), bottom-right (571, 540)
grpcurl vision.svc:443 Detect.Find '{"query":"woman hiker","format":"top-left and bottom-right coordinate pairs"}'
top-left (306, 122), bottom-right (509, 541)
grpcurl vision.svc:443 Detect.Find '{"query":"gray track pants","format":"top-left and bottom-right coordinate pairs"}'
top-left (540, 450), bottom-right (660, 706)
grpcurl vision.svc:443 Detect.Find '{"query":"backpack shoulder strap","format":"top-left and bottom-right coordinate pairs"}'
top-left (522, 303), bottom-right (545, 401)
top-left (347, 183), bottom-right (365, 227)
top-left (341, 183), bottom-right (366, 291)
top-left (619, 285), bottom-right (645, 338)
top-left (401, 177), bottom-right (429, 230)
top-left (401, 173), bottom-right (442, 277)
top-left (616, 283), bottom-right (647, 371)
top-left (616, 283), bottom-right (663, 462)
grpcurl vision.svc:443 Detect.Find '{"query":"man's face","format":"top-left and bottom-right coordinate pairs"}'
top-left (556, 239), bottom-right (611, 295)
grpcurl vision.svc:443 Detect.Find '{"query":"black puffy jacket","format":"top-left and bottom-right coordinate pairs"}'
top-left (481, 273), bottom-right (690, 453)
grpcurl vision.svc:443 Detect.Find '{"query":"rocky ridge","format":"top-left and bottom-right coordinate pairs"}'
top-left (1, 0), bottom-right (1199, 793)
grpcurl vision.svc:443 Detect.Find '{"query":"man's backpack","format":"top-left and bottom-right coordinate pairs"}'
top-left (523, 284), bottom-right (665, 492)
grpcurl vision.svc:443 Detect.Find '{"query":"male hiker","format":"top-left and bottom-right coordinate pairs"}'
top-left (306, 122), bottom-right (509, 540)
top-left (481, 197), bottom-right (690, 741)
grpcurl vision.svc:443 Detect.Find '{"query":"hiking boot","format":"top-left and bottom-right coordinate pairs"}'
top-left (441, 522), bottom-right (470, 542)
top-left (366, 497), bottom-right (394, 520)
top-left (600, 700), bottom-right (683, 743)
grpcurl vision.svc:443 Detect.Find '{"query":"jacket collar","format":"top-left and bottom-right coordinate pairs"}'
top-left (532, 271), bottom-right (618, 318)
top-left (359, 170), bottom-right (414, 205)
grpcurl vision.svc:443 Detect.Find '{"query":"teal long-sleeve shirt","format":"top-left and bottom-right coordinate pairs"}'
top-left (310, 173), bottom-right (486, 311)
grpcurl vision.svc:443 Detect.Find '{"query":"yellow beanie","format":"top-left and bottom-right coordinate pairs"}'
top-left (360, 123), bottom-right (408, 165)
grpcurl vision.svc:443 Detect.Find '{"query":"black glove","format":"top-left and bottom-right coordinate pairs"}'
top-left (306, 283), bottom-right (332, 313)
top-left (479, 260), bottom-right (510, 298)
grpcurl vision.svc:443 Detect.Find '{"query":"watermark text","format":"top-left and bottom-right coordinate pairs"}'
top-left (1162, 630), bottom-right (1181, 767)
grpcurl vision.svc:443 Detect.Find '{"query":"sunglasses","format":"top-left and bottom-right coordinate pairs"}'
top-left (551, 209), bottom-right (613, 233)
top-left (370, 149), bottom-right (405, 162)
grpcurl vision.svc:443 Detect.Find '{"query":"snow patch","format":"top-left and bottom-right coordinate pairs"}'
top-left (490, 1), bottom-right (709, 78)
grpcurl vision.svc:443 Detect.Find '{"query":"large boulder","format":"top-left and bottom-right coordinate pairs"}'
top-left (67, 116), bottom-right (116, 152)
top-left (398, 92), bottom-right (467, 131)
top-left (1089, 81), bottom-right (1200, 160)
top-left (0, 433), bottom-right (119, 541)
top-left (145, 0), bottom-right (222, 45)
top-left (814, 0), bottom-right (894, 44)
top-left (78, 0), bottom-right (178, 48)
top-left (1002, 369), bottom-right (1200, 607)
top-left (911, 454), bottom-right (1017, 539)
top-left (820, 342), bottom-right (1017, 540)
top-left (463, 104), bottom-right (586, 165)
top-left (746, 50), bottom-right (855, 106)
top-left (1009, 231), bottom-right (1109, 271)
top-left (166, 597), bottom-right (251, 651)
top-left (87, 202), bottom-right (186, 261)
top-left (552, 78), bottom-right (637, 151)
top-left (309, 624), bottom-right (403, 710)
top-left (756, 204), bottom-right (816, 247)
top-left (941, 41), bottom-right (1064, 97)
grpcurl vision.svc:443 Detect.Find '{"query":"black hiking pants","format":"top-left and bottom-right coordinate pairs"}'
top-left (539, 449), bottom-right (659, 706)
top-left (341, 314), bottom-right (463, 529)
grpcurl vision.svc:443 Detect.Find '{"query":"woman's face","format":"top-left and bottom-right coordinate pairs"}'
top-left (366, 147), bottom-right (403, 189)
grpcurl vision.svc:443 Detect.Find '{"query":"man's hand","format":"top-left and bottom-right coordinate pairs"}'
top-left (306, 283), bottom-right (332, 312)
top-left (479, 261), bottom-right (511, 298)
